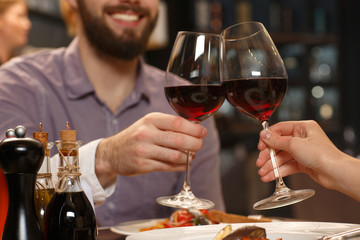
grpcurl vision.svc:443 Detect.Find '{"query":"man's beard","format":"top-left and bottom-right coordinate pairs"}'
top-left (77, 1), bottom-right (157, 60)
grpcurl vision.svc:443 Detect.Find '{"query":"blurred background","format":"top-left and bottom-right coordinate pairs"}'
top-left (26, 0), bottom-right (360, 223)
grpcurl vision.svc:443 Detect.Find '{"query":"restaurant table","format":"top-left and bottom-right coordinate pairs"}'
top-left (98, 227), bottom-right (127, 240)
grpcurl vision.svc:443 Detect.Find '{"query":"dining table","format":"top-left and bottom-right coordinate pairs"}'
top-left (98, 227), bottom-right (127, 240)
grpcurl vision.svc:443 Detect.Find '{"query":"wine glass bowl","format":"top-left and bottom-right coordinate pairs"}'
top-left (221, 21), bottom-right (314, 210)
top-left (156, 31), bottom-right (224, 209)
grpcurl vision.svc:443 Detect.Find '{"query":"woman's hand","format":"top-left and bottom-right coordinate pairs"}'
top-left (256, 120), bottom-right (345, 190)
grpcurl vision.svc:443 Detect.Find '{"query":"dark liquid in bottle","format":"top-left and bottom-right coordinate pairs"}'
top-left (45, 191), bottom-right (97, 240)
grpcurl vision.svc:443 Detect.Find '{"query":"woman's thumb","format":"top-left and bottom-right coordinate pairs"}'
top-left (259, 129), bottom-right (286, 150)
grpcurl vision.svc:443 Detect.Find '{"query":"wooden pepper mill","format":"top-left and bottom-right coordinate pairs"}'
top-left (0, 126), bottom-right (44, 240)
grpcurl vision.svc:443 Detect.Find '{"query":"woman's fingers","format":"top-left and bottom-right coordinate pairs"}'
top-left (259, 160), bottom-right (300, 182)
top-left (257, 150), bottom-right (298, 179)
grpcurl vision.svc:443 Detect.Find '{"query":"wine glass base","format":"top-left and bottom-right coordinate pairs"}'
top-left (253, 188), bottom-right (315, 210)
top-left (156, 194), bottom-right (215, 209)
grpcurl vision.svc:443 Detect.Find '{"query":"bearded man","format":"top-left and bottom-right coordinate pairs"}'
top-left (0, 0), bottom-right (225, 226)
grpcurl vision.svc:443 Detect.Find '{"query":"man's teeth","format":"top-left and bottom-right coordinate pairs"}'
top-left (112, 13), bottom-right (139, 21)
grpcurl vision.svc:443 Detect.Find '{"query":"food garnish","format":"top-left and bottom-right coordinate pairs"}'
top-left (139, 209), bottom-right (272, 232)
top-left (140, 208), bottom-right (212, 231)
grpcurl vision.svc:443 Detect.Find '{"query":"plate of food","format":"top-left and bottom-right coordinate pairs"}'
top-left (110, 209), bottom-right (272, 236)
top-left (126, 221), bottom-right (360, 240)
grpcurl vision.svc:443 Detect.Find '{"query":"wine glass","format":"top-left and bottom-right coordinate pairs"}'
top-left (221, 21), bottom-right (315, 210)
top-left (156, 31), bottom-right (225, 209)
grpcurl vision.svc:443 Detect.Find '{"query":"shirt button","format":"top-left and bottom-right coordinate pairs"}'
top-left (112, 119), bottom-right (118, 125)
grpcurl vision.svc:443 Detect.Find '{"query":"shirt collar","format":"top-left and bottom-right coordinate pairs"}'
top-left (133, 58), bottom-right (151, 103)
top-left (63, 38), bottom-right (151, 103)
top-left (63, 38), bottom-right (94, 99)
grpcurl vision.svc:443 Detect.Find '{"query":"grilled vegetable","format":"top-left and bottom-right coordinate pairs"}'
top-left (214, 225), bottom-right (233, 240)
top-left (223, 226), bottom-right (267, 240)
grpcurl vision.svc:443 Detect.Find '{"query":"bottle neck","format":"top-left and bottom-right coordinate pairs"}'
top-left (36, 175), bottom-right (54, 190)
top-left (56, 148), bottom-right (82, 193)
top-left (57, 176), bottom-right (83, 192)
top-left (37, 152), bottom-right (54, 190)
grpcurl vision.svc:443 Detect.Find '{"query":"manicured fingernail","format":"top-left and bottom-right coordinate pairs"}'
top-left (202, 128), bottom-right (207, 137)
top-left (260, 130), bottom-right (271, 139)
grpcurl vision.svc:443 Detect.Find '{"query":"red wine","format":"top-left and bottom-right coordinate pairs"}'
top-left (165, 85), bottom-right (225, 122)
top-left (44, 191), bottom-right (97, 240)
top-left (222, 77), bottom-right (287, 122)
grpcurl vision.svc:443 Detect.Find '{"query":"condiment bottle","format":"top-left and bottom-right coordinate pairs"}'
top-left (44, 122), bottom-right (97, 240)
top-left (0, 126), bottom-right (44, 240)
top-left (33, 123), bottom-right (54, 234)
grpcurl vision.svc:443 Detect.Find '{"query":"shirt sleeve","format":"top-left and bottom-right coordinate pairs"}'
top-left (50, 139), bottom-right (116, 207)
top-left (79, 139), bottom-right (116, 206)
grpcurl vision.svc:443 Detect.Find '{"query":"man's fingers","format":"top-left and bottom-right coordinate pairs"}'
top-left (155, 130), bottom-right (204, 151)
top-left (148, 113), bottom-right (207, 138)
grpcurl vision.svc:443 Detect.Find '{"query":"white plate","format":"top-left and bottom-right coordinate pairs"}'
top-left (125, 221), bottom-right (360, 240)
top-left (110, 217), bottom-right (280, 236)
top-left (110, 218), bottom-right (166, 236)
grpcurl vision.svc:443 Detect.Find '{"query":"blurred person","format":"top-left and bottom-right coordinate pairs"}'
top-left (256, 120), bottom-right (360, 202)
top-left (59, 0), bottom-right (76, 37)
top-left (0, 0), bottom-right (31, 64)
top-left (0, 0), bottom-right (225, 226)
top-left (0, 0), bottom-right (30, 236)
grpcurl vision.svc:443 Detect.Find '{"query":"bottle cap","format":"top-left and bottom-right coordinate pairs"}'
top-left (33, 123), bottom-right (50, 156)
top-left (59, 122), bottom-right (76, 150)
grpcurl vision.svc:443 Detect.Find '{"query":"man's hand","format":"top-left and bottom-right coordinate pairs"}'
top-left (94, 112), bottom-right (207, 187)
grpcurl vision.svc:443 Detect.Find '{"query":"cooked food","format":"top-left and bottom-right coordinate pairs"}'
top-left (140, 209), bottom-right (213, 231)
top-left (209, 210), bottom-right (272, 223)
top-left (214, 225), bottom-right (233, 240)
top-left (140, 209), bottom-right (272, 232)
top-left (223, 225), bottom-right (266, 240)
top-left (214, 225), bottom-right (282, 240)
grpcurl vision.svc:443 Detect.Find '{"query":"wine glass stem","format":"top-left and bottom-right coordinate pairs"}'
top-left (182, 150), bottom-right (192, 192)
top-left (262, 121), bottom-right (285, 189)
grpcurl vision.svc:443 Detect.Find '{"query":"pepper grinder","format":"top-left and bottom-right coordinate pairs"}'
top-left (0, 126), bottom-right (45, 240)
